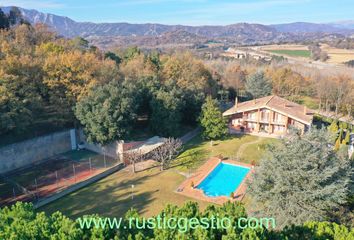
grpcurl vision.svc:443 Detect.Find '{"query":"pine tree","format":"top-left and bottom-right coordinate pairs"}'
top-left (199, 96), bottom-right (228, 140)
top-left (245, 70), bottom-right (272, 99)
top-left (248, 128), bottom-right (351, 227)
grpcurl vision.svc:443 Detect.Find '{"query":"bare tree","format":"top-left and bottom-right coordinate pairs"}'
top-left (316, 77), bottom-right (333, 112)
top-left (125, 149), bottom-right (144, 173)
top-left (152, 138), bottom-right (183, 171)
top-left (330, 75), bottom-right (352, 116)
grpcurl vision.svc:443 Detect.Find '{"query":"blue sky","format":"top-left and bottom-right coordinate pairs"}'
top-left (1, 0), bottom-right (353, 25)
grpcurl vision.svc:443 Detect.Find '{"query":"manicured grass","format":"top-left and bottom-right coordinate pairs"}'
top-left (41, 134), bottom-right (277, 218)
top-left (41, 167), bottom-right (211, 218)
top-left (239, 138), bottom-right (280, 165)
top-left (266, 49), bottom-right (311, 58)
top-left (172, 134), bottom-right (264, 172)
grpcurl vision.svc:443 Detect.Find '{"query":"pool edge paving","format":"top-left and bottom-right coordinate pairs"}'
top-left (176, 157), bottom-right (254, 205)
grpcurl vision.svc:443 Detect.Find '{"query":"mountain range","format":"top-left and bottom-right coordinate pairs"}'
top-left (1, 6), bottom-right (354, 48)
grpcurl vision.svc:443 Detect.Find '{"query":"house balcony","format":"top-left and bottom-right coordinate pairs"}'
top-left (271, 120), bottom-right (286, 125)
top-left (242, 116), bottom-right (257, 122)
top-left (241, 117), bottom-right (286, 126)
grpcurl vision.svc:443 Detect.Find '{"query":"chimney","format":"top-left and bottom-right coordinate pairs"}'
top-left (235, 97), bottom-right (238, 108)
top-left (304, 106), bottom-right (307, 115)
top-left (253, 99), bottom-right (257, 104)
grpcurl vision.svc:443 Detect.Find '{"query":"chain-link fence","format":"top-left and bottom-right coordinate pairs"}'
top-left (0, 152), bottom-right (120, 206)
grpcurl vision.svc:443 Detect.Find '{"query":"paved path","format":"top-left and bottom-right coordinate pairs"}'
top-left (236, 137), bottom-right (262, 161)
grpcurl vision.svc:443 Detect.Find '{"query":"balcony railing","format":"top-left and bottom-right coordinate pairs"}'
top-left (242, 116), bottom-right (286, 125)
top-left (242, 116), bottom-right (257, 121)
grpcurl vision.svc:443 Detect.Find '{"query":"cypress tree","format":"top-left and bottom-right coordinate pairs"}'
top-left (199, 96), bottom-right (228, 140)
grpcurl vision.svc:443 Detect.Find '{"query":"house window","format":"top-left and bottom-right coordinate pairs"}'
top-left (249, 112), bottom-right (256, 120)
top-left (261, 109), bottom-right (269, 121)
top-left (274, 113), bottom-right (283, 123)
top-left (274, 125), bottom-right (284, 132)
top-left (232, 119), bottom-right (240, 125)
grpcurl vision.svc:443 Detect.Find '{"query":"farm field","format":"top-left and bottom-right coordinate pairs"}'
top-left (266, 49), bottom-right (311, 58)
top-left (320, 43), bottom-right (354, 64)
top-left (260, 44), bottom-right (354, 64)
top-left (260, 44), bottom-right (310, 58)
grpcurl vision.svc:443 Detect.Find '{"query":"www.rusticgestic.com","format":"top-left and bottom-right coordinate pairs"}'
top-left (77, 216), bottom-right (276, 233)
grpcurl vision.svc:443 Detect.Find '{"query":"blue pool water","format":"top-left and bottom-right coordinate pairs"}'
top-left (197, 162), bottom-right (250, 197)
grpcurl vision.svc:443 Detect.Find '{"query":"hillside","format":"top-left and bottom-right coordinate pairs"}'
top-left (1, 6), bottom-right (354, 48)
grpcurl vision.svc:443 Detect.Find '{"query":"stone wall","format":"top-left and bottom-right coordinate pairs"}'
top-left (0, 130), bottom-right (73, 174)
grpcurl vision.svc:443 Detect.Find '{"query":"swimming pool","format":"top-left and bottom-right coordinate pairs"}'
top-left (197, 162), bottom-right (250, 197)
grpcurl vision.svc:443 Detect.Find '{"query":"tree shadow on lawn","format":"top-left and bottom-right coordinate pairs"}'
top-left (171, 149), bottom-right (209, 171)
top-left (41, 171), bottom-right (166, 218)
top-left (170, 134), bottom-right (253, 171)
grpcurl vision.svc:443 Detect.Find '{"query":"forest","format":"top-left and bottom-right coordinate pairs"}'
top-left (0, 11), bottom-right (353, 146)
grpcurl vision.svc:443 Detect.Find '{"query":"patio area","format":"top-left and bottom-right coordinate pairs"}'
top-left (228, 125), bottom-right (282, 139)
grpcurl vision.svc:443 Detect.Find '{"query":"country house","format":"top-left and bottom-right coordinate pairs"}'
top-left (223, 95), bottom-right (315, 136)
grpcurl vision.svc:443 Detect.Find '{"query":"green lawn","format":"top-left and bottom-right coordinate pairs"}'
top-left (266, 49), bottom-right (311, 58)
top-left (41, 166), bottom-right (212, 218)
top-left (172, 134), bottom-right (274, 172)
top-left (239, 138), bottom-right (279, 164)
top-left (41, 134), bottom-right (277, 218)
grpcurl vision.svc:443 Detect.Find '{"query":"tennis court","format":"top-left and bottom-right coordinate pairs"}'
top-left (0, 149), bottom-right (118, 206)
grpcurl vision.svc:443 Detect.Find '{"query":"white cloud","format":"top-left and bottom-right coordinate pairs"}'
top-left (0, 0), bottom-right (64, 9)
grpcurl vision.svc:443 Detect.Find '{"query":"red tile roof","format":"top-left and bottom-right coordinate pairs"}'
top-left (223, 95), bottom-right (315, 125)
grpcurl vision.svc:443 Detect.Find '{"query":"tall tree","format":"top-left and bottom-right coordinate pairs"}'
top-left (162, 52), bottom-right (217, 96)
top-left (245, 71), bottom-right (272, 99)
top-left (149, 87), bottom-right (184, 137)
top-left (43, 50), bottom-right (119, 121)
top-left (74, 81), bottom-right (138, 144)
top-left (124, 46), bottom-right (141, 61)
top-left (330, 75), bottom-right (352, 116)
top-left (268, 68), bottom-right (305, 96)
top-left (248, 128), bottom-right (352, 228)
top-left (199, 96), bottom-right (228, 140)
top-left (104, 51), bottom-right (122, 65)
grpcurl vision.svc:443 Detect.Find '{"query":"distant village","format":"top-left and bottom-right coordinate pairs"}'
top-left (223, 47), bottom-right (272, 61)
